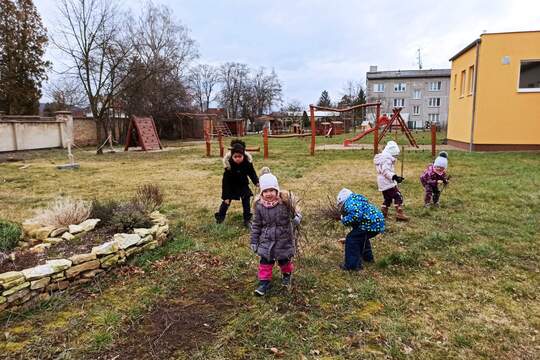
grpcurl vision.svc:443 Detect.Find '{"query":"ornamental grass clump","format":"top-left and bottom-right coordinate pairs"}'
top-left (30, 197), bottom-right (92, 228)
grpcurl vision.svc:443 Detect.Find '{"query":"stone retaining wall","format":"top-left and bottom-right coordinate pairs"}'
top-left (0, 212), bottom-right (170, 315)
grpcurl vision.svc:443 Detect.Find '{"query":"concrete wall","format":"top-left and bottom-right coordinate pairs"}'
top-left (0, 112), bottom-right (72, 152)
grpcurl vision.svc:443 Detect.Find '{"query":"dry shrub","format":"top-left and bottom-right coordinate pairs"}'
top-left (133, 184), bottom-right (164, 213)
top-left (314, 195), bottom-right (342, 223)
top-left (31, 197), bottom-right (92, 227)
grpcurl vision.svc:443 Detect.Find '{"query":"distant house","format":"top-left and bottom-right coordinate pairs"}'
top-left (366, 67), bottom-right (451, 129)
top-left (447, 30), bottom-right (540, 151)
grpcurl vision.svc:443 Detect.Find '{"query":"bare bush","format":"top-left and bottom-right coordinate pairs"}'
top-left (133, 184), bottom-right (164, 213)
top-left (31, 197), bottom-right (92, 227)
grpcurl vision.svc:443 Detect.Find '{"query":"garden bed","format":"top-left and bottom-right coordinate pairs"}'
top-left (0, 211), bottom-right (170, 315)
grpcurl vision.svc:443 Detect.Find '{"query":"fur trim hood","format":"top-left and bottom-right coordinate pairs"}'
top-left (223, 151), bottom-right (253, 170)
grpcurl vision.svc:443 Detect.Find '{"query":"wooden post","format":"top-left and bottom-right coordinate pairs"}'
top-left (218, 130), bottom-right (224, 157)
top-left (263, 127), bottom-right (269, 159)
top-left (373, 103), bottom-right (380, 154)
top-left (310, 105), bottom-right (316, 156)
top-left (204, 129), bottom-right (211, 157)
top-left (431, 123), bottom-right (437, 159)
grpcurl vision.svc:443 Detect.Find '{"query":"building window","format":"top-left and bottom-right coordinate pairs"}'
top-left (453, 74), bottom-right (457, 90)
top-left (460, 70), bottom-right (466, 96)
top-left (373, 83), bottom-right (385, 92)
top-left (518, 60), bottom-right (540, 91)
top-left (394, 83), bottom-right (406, 92)
top-left (393, 98), bottom-right (405, 107)
top-left (428, 114), bottom-right (440, 123)
top-left (429, 81), bottom-right (442, 91)
top-left (412, 105), bottom-right (420, 115)
top-left (428, 97), bottom-right (441, 107)
top-left (468, 65), bottom-right (475, 94)
top-left (413, 89), bottom-right (421, 99)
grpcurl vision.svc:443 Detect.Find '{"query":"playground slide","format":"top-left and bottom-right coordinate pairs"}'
top-left (343, 127), bottom-right (377, 146)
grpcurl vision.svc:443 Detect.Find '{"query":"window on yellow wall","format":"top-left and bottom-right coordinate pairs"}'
top-left (460, 70), bottom-right (466, 97)
top-left (518, 60), bottom-right (540, 91)
top-left (453, 74), bottom-right (457, 90)
top-left (468, 65), bottom-right (475, 95)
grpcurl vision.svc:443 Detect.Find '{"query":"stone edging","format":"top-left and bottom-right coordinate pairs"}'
top-left (0, 211), bottom-right (170, 315)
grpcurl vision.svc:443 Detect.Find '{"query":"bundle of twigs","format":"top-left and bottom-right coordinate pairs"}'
top-left (314, 195), bottom-right (342, 224)
top-left (282, 191), bottom-right (305, 255)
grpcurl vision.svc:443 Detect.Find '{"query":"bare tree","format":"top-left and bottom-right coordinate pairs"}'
top-left (188, 64), bottom-right (218, 112)
top-left (54, 0), bottom-right (134, 153)
top-left (218, 62), bottom-right (250, 119)
top-left (282, 99), bottom-right (303, 112)
top-left (46, 77), bottom-right (87, 109)
top-left (250, 67), bottom-right (282, 116)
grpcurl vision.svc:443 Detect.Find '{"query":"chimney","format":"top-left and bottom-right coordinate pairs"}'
top-left (369, 65), bottom-right (378, 72)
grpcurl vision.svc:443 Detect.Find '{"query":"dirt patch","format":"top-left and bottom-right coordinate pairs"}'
top-left (0, 250), bottom-right (48, 273)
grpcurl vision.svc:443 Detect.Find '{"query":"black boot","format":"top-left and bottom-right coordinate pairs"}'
top-left (243, 214), bottom-right (252, 229)
top-left (215, 201), bottom-right (229, 224)
top-left (254, 280), bottom-right (271, 296)
top-left (281, 273), bottom-right (292, 287)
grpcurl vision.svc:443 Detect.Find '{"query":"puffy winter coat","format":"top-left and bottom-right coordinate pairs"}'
top-left (250, 196), bottom-right (296, 260)
top-left (420, 164), bottom-right (448, 187)
top-left (341, 193), bottom-right (385, 232)
top-left (373, 151), bottom-right (397, 191)
top-left (221, 152), bottom-right (259, 200)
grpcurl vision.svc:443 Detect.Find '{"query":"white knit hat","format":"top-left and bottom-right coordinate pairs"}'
top-left (434, 156), bottom-right (448, 169)
top-left (337, 188), bottom-right (353, 205)
top-left (259, 173), bottom-right (279, 194)
top-left (383, 141), bottom-right (400, 156)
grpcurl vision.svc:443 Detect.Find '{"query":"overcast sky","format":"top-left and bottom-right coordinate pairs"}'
top-left (35, 0), bottom-right (540, 107)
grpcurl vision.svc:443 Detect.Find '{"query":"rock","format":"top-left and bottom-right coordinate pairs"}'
top-left (113, 233), bottom-right (141, 249)
top-left (82, 269), bottom-right (104, 278)
top-left (0, 271), bottom-right (24, 285)
top-left (17, 241), bottom-right (30, 249)
top-left (149, 224), bottom-right (159, 235)
top-left (33, 226), bottom-right (56, 240)
top-left (69, 253), bottom-right (97, 265)
top-left (47, 280), bottom-right (69, 292)
top-left (139, 235), bottom-right (153, 245)
top-left (78, 219), bottom-right (100, 232)
top-left (65, 260), bottom-right (100, 278)
top-left (156, 224), bottom-right (169, 238)
top-left (44, 237), bottom-right (63, 245)
top-left (46, 259), bottom-right (72, 272)
top-left (51, 272), bottom-right (65, 280)
top-left (92, 241), bottom-right (119, 256)
top-left (125, 246), bottom-right (143, 257)
top-left (150, 212), bottom-right (167, 226)
top-left (0, 296), bottom-right (6, 304)
top-left (68, 224), bottom-right (84, 234)
top-left (62, 232), bottom-right (75, 241)
top-left (140, 241), bottom-right (158, 252)
top-left (30, 277), bottom-right (50, 290)
top-left (30, 243), bottom-right (51, 253)
top-left (73, 278), bottom-right (92, 286)
top-left (100, 254), bottom-right (120, 268)
top-left (134, 228), bottom-right (152, 237)
top-left (2, 282), bottom-right (30, 297)
top-left (50, 227), bottom-right (69, 237)
top-left (2, 276), bottom-right (25, 290)
top-left (7, 289), bottom-right (30, 303)
top-left (22, 265), bottom-right (52, 280)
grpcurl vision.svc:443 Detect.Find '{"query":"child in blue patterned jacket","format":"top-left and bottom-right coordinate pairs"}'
top-left (337, 188), bottom-right (385, 271)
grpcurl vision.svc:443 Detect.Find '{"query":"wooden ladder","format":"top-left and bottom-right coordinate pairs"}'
top-left (212, 121), bottom-right (232, 137)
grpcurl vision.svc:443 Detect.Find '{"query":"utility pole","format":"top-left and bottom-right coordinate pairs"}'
top-left (417, 48), bottom-right (423, 70)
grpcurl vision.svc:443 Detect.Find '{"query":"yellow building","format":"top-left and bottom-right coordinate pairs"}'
top-left (447, 30), bottom-right (540, 151)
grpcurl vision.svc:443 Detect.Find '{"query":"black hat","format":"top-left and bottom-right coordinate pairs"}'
top-left (230, 139), bottom-right (246, 155)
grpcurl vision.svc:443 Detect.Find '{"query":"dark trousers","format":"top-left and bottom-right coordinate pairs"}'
top-left (344, 228), bottom-right (377, 270)
top-left (216, 196), bottom-right (252, 221)
top-left (382, 186), bottom-right (403, 207)
top-left (424, 185), bottom-right (440, 204)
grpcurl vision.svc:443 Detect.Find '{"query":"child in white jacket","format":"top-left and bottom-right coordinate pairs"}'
top-left (373, 141), bottom-right (409, 221)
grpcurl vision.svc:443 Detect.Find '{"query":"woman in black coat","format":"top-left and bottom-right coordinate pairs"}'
top-left (215, 139), bottom-right (259, 227)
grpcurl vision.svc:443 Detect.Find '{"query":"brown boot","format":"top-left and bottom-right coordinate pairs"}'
top-left (381, 205), bottom-right (388, 218)
top-left (395, 206), bottom-right (409, 221)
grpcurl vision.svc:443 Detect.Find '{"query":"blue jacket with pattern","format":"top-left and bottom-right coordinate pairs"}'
top-left (341, 193), bottom-right (385, 233)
